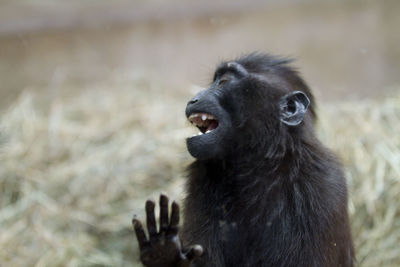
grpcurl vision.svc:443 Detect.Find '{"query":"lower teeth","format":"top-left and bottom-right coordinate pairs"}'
top-left (192, 130), bottom-right (212, 137)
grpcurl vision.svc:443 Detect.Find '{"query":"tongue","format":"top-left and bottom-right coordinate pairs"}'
top-left (207, 120), bottom-right (218, 131)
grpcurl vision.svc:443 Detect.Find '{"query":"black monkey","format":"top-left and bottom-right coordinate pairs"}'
top-left (133, 53), bottom-right (354, 267)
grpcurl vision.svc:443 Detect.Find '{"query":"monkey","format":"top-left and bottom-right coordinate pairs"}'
top-left (132, 53), bottom-right (355, 267)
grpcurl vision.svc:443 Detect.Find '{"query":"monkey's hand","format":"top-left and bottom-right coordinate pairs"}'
top-left (132, 194), bottom-right (203, 267)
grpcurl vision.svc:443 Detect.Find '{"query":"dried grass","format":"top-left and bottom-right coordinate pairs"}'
top-left (0, 76), bottom-right (399, 266)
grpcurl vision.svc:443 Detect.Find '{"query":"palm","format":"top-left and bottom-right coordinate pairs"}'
top-left (132, 195), bottom-right (203, 267)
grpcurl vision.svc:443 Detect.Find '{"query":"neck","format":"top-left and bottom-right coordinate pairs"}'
top-left (186, 145), bottom-right (303, 208)
top-left (184, 134), bottom-right (322, 210)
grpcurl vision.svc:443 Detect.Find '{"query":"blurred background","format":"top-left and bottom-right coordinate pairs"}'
top-left (0, 0), bottom-right (399, 266)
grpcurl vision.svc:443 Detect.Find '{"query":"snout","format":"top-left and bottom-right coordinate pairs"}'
top-left (185, 89), bottom-right (208, 118)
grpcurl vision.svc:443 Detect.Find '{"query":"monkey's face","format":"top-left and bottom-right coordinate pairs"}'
top-left (185, 59), bottom-right (311, 160)
top-left (185, 61), bottom-right (259, 159)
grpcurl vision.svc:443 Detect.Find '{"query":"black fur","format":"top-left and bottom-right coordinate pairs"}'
top-left (181, 53), bottom-right (354, 266)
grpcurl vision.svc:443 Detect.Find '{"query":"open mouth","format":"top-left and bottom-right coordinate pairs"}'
top-left (188, 113), bottom-right (219, 136)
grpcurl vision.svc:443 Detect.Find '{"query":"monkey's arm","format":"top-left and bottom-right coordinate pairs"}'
top-left (132, 194), bottom-right (203, 267)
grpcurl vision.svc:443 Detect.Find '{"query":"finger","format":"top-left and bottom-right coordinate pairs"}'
top-left (159, 194), bottom-right (169, 233)
top-left (167, 201), bottom-right (180, 236)
top-left (185, 245), bottom-right (204, 261)
top-left (145, 200), bottom-right (157, 238)
top-left (132, 218), bottom-right (148, 250)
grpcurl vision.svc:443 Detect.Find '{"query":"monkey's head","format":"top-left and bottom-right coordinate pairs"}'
top-left (185, 53), bottom-right (316, 160)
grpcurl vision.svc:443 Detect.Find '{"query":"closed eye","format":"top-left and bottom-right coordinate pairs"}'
top-left (218, 74), bottom-right (232, 86)
top-left (218, 78), bottom-right (229, 86)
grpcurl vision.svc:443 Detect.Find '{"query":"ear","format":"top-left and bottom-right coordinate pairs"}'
top-left (279, 91), bottom-right (310, 126)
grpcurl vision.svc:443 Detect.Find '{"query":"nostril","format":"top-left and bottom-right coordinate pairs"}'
top-left (188, 98), bottom-right (198, 105)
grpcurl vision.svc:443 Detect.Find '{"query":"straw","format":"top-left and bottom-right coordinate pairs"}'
top-left (0, 77), bottom-right (399, 266)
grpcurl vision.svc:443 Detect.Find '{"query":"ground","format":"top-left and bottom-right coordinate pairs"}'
top-left (0, 75), bottom-right (399, 266)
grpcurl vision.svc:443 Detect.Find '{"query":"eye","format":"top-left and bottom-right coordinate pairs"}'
top-left (218, 76), bottom-right (230, 86)
top-left (218, 79), bottom-right (228, 86)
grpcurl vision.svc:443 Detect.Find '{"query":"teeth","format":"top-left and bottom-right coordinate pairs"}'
top-left (188, 113), bottom-right (217, 137)
top-left (189, 113), bottom-right (216, 121)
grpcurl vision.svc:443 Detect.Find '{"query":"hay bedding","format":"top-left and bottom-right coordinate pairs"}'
top-left (0, 78), bottom-right (399, 266)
